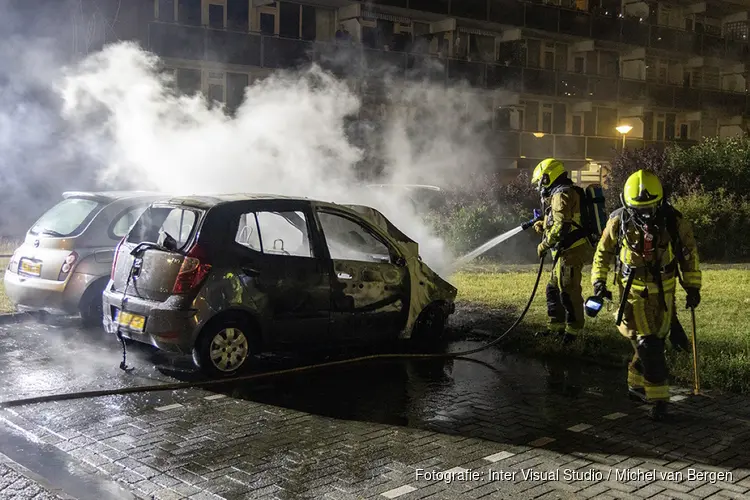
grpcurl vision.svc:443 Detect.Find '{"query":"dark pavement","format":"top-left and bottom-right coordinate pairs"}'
top-left (0, 314), bottom-right (749, 499)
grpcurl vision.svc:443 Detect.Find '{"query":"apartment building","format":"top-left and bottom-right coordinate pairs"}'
top-left (74, 0), bottom-right (750, 179)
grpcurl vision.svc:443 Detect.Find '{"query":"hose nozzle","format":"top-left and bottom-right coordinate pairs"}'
top-left (521, 209), bottom-right (543, 231)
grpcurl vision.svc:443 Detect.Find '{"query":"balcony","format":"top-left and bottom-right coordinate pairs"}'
top-left (447, 59), bottom-right (485, 86)
top-left (559, 9), bottom-right (590, 38)
top-left (557, 73), bottom-right (588, 99)
top-left (486, 65), bottom-right (522, 91)
top-left (496, 131), bottom-right (696, 162)
top-left (353, 1), bottom-right (750, 63)
top-left (145, 22), bottom-right (750, 115)
top-left (206, 29), bottom-right (261, 66)
top-left (488, 0), bottom-right (523, 26)
top-left (263, 37), bottom-right (313, 69)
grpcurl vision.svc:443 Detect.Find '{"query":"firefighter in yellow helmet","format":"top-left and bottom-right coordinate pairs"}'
top-left (590, 170), bottom-right (701, 421)
top-left (531, 158), bottom-right (594, 345)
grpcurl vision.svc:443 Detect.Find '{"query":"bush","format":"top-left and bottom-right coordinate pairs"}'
top-left (426, 171), bottom-right (539, 263)
top-left (672, 190), bottom-right (750, 261)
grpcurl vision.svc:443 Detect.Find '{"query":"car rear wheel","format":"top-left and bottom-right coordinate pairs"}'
top-left (194, 320), bottom-right (252, 377)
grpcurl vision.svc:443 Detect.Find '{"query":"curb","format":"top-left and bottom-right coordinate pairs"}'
top-left (0, 451), bottom-right (74, 500)
top-left (0, 311), bottom-right (44, 325)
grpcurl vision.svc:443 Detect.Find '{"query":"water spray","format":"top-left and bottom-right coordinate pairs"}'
top-left (451, 209), bottom-right (543, 269)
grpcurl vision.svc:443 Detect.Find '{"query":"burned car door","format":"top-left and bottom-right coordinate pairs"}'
top-left (314, 209), bottom-right (410, 342)
top-left (228, 201), bottom-right (332, 347)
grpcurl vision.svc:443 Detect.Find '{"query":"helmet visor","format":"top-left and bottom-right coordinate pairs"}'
top-left (629, 205), bottom-right (658, 220)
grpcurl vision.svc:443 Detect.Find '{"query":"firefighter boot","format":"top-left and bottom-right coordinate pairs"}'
top-left (649, 400), bottom-right (670, 422)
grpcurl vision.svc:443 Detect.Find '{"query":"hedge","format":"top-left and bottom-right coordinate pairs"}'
top-left (428, 137), bottom-right (750, 263)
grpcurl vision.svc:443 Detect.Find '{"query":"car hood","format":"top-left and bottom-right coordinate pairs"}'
top-left (345, 204), bottom-right (457, 336)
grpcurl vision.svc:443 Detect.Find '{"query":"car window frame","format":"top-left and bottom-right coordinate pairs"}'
top-left (126, 203), bottom-right (201, 252)
top-left (314, 208), bottom-right (401, 265)
top-left (107, 203), bottom-right (151, 241)
top-left (29, 197), bottom-right (105, 238)
top-left (228, 201), bottom-right (323, 261)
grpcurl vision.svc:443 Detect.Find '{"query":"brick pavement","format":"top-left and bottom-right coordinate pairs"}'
top-left (2, 379), bottom-right (750, 500)
top-left (0, 461), bottom-right (65, 500)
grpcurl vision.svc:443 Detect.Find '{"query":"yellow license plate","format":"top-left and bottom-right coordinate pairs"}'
top-left (19, 260), bottom-right (41, 277)
top-left (115, 310), bottom-right (146, 332)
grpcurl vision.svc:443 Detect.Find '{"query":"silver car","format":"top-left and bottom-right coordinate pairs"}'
top-left (4, 191), bottom-right (165, 326)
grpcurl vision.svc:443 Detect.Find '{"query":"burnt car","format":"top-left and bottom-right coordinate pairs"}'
top-left (103, 195), bottom-right (457, 376)
top-left (4, 191), bottom-right (164, 325)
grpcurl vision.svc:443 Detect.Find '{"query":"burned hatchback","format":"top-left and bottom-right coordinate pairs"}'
top-left (103, 195), bottom-right (457, 376)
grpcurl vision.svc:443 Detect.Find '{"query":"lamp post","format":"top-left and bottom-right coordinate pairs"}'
top-left (616, 124), bottom-right (633, 150)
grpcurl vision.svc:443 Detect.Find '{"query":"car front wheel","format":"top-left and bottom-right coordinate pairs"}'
top-left (193, 321), bottom-right (252, 377)
top-left (80, 281), bottom-right (107, 328)
top-left (411, 303), bottom-right (447, 343)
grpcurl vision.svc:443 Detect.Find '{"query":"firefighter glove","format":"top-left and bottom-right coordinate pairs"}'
top-left (669, 316), bottom-right (690, 352)
top-left (685, 288), bottom-right (701, 309)
top-left (533, 221), bottom-right (544, 234)
top-left (537, 242), bottom-right (548, 260)
top-left (593, 280), bottom-right (608, 297)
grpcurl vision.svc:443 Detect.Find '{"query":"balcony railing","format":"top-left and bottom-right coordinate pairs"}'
top-left (146, 23), bottom-right (750, 114)
top-left (359, 1), bottom-right (750, 64)
top-left (493, 131), bottom-right (697, 162)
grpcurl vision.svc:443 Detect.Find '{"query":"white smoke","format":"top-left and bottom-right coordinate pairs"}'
top-left (53, 41), bottom-right (499, 274)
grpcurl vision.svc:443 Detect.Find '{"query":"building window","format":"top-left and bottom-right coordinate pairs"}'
top-left (724, 21), bottom-right (748, 40)
top-left (226, 72), bottom-right (248, 114)
top-left (542, 104), bottom-right (553, 133)
top-left (574, 56), bottom-right (585, 74)
top-left (679, 123), bottom-right (689, 139)
top-left (208, 3), bottom-right (224, 29)
top-left (260, 12), bottom-right (275, 35)
top-left (207, 82), bottom-right (224, 104)
top-left (279, 2), bottom-right (300, 38)
top-left (227, 0), bottom-right (249, 31)
top-left (572, 114), bottom-right (583, 135)
top-left (178, 0), bottom-right (201, 26)
top-left (176, 68), bottom-right (201, 95)
top-left (157, 0), bottom-right (175, 22)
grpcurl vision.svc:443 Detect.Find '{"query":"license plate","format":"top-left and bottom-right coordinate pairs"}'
top-left (19, 259), bottom-right (41, 277)
top-left (114, 309), bottom-right (146, 332)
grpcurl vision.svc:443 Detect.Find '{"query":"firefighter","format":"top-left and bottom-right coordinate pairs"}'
top-left (531, 158), bottom-right (594, 345)
top-left (590, 170), bottom-right (701, 421)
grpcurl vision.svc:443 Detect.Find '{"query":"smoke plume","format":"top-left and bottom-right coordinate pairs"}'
top-left (2, 3), bottom-right (501, 273)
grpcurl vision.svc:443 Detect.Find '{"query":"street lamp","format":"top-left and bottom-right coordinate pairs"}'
top-left (616, 124), bottom-right (633, 150)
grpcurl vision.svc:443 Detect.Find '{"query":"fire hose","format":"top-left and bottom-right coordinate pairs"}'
top-left (0, 251), bottom-right (548, 409)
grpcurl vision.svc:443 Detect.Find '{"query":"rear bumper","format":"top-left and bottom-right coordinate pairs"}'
top-left (3, 270), bottom-right (97, 314)
top-left (102, 288), bottom-right (199, 354)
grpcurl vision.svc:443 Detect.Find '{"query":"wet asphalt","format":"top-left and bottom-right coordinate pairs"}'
top-left (0, 313), bottom-right (631, 498)
top-left (0, 313), bottom-right (627, 431)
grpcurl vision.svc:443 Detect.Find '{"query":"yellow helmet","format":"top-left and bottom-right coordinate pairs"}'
top-left (622, 170), bottom-right (664, 219)
top-left (531, 158), bottom-right (566, 195)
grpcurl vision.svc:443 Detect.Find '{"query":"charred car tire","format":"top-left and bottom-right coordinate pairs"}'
top-left (79, 280), bottom-right (107, 328)
top-left (193, 319), bottom-right (254, 377)
top-left (411, 303), bottom-right (447, 343)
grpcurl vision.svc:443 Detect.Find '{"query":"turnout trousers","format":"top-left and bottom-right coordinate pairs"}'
top-left (546, 243), bottom-right (591, 336)
top-left (618, 276), bottom-right (675, 402)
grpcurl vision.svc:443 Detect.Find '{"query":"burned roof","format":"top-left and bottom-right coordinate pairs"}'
top-left (156, 193), bottom-right (328, 209)
top-left (62, 191), bottom-right (165, 203)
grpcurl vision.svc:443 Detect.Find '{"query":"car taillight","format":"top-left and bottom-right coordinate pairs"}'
top-left (172, 244), bottom-right (212, 294)
top-left (58, 252), bottom-right (78, 281)
top-left (111, 238), bottom-right (124, 280)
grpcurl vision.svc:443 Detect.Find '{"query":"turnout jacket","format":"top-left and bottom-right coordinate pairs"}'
top-left (591, 208), bottom-right (702, 294)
